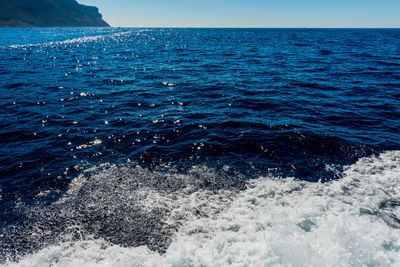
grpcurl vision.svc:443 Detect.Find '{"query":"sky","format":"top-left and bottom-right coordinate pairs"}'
top-left (79, 0), bottom-right (400, 28)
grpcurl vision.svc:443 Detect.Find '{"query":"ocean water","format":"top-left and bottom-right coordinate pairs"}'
top-left (0, 28), bottom-right (399, 266)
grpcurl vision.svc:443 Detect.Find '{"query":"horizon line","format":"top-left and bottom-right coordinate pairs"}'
top-left (2, 26), bottom-right (400, 29)
top-left (110, 26), bottom-right (400, 30)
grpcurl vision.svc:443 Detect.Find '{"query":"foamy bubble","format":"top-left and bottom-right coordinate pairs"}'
top-left (4, 151), bottom-right (400, 266)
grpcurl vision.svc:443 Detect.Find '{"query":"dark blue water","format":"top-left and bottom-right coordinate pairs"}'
top-left (1, 28), bottom-right (400, 264)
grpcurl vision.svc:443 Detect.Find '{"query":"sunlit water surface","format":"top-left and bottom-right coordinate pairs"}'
top-left (0, 28), bottom-right (399, 266)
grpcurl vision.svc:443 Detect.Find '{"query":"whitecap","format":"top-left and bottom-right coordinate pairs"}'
top-left (4, 151), bottom-right (400, 266)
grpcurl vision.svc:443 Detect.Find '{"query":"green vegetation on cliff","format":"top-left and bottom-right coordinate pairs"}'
top-left (0, 0), bottom-right (109, 27)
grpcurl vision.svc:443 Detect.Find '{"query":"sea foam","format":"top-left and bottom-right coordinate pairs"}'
top-left (4, 151), bottom-right (400, 267)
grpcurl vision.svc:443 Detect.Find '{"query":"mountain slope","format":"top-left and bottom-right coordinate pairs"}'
top-left (0, 0), bottom-right (109, 27)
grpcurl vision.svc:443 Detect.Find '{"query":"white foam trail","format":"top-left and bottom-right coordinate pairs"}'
top-left (5, 151), bottom-right (400, 267)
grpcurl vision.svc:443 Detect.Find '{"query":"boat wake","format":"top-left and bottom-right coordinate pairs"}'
top-left (2, 150), bottom-right (400, 266)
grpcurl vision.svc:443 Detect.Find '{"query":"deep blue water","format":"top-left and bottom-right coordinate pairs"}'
top-left (1, 28), bottom-right (400, 264)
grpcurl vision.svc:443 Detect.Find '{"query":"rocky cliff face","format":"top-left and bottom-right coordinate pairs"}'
top-left (0, 0), bottom-right (109, 27)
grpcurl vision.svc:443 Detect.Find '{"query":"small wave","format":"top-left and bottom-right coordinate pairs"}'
top-left (374, 60), bottom-right (400, 67)
top-left (2, 150), bottom-right (400, 266)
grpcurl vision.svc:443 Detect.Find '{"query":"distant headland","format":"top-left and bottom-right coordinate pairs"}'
top-left (0, 0), bottom-right (109, 27)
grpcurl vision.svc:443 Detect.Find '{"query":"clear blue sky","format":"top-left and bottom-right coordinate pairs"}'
top-left (79, 0), bottom-right (400, 28)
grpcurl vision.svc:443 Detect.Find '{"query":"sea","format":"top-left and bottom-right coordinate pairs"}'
top-left (0, 28), bottom-right (399, 266)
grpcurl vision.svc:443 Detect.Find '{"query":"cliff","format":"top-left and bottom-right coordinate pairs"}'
top-left (0, 0), bottom-right (109, 27)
